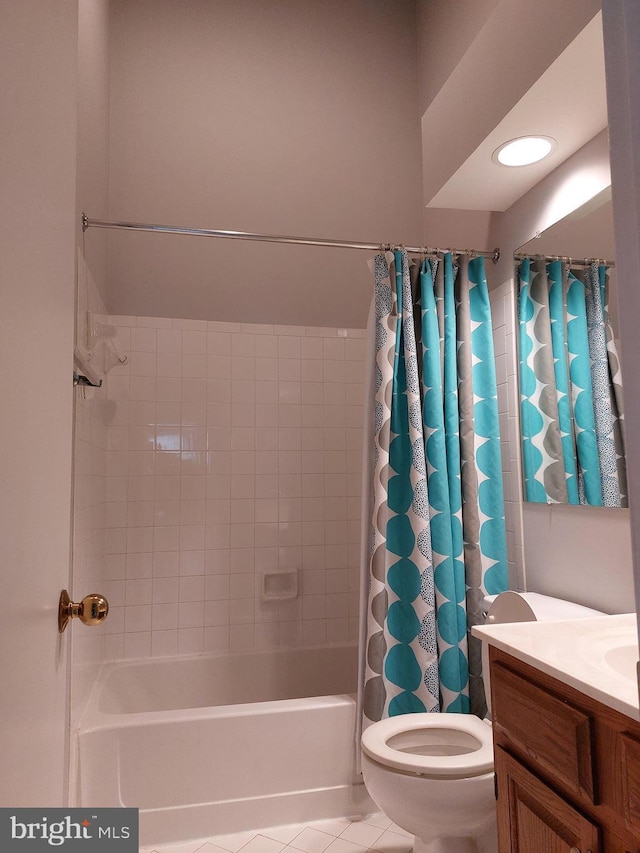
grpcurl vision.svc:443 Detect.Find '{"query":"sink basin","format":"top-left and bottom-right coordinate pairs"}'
top-left (604, 641), bottom-right (639, 680)
top-left (572, 618), bottom-right (639, 686)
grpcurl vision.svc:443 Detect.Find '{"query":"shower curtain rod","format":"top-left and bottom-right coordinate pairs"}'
top-left (514, 252), bottom-right (616, 268)
top-left (81, 214), bottom-right (501, 263)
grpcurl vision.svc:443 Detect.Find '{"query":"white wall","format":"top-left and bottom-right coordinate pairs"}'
top-left (84, 0), bottom-right (422, 329)
top-left (77, 0), bottom-right (110, 290)
top-left (522, 504), bottom-right (633, 613)
top-left (416, 0), bottom-right (498, 113)
top-left (603, 0), bottom-right (640, 623)
top-left (486, 131), bottom-right (635, 613)
top-left (417, 0), bottom-right (601, 206)
top-left (0, 0), bottom-right (77, 806)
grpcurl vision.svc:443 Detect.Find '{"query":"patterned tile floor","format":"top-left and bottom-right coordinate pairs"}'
top-left (141, 812), bottom-right (414, 853)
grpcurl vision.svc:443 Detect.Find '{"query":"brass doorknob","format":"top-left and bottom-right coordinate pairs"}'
top-left (58, 589), bottom-right (109, 633)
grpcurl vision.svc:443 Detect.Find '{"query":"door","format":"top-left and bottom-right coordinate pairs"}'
top-left (0, 0), bottom-right (78, 806)
top-left (495, 747), bottom-right (600, 853)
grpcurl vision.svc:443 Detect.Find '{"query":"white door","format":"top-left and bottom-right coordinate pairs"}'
top-left (0, 0), bottom-right (79, 806)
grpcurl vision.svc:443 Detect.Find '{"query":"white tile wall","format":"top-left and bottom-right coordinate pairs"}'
top-left (490, 280), bottom-right (525, 591)
top-left (102, 317), bottom-right (367, 659)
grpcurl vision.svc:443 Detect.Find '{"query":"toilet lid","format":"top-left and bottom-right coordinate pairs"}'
top-left (361, 713), bottom-right (494, 778)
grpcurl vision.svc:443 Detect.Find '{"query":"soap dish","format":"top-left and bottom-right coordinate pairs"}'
top-left (260, 569), bottom-right (298, 601)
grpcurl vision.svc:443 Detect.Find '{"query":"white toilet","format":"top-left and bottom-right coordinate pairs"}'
top-left (360, 591), bottom-right (603, 853)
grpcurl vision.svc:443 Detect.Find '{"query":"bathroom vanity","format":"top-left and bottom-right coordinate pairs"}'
top-left (474, 614), bottom-right (640, 853)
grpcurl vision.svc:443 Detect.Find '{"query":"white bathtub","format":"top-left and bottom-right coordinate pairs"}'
top-left (76, 644), bottom-right (373, 847)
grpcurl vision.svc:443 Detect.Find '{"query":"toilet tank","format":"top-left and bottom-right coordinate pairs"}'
top-left (480, 591), bottom-right (603, 715)
top-left (483, 590), bottom-right (603, 624)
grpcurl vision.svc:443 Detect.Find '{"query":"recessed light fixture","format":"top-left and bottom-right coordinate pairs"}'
top-left (492, 135), bottom-right (557, 167)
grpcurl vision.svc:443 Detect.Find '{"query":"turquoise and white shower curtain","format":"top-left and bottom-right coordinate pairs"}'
top-left (518, 259), bottom-right (627, 507)
top-left (361, 250), bottom-right (508, 725)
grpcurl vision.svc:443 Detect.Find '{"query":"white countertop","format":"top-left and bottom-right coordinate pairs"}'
top-left (472, 613), bottom-right (640, 721)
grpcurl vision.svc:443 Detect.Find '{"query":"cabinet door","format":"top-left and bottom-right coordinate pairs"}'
top-left (495, 746), bottom-right (601, 853)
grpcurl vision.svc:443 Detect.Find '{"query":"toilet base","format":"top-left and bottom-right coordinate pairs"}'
top-left (414, 836), bottom-right (478, 853)
top-left (414, 821), bottom-right (496, 853)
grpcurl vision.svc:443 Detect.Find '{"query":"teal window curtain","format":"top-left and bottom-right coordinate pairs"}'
top-left (518, 259), bottom-right (627, 507)
top-left (362, 250), bottom-right (507, 724)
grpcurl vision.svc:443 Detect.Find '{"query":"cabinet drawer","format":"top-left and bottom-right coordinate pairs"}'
top-left (492, 662), bottom-right (596, 803)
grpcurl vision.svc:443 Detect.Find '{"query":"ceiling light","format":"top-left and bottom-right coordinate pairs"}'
top-left (493, 136), bottom-right (556, 167)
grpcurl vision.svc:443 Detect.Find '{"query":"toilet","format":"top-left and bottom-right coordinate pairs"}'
top-left (360, 591), bottom-right (603, 853)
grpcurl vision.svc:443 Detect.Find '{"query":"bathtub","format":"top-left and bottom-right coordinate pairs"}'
top-left (76, 644), bottom-right (373, 847)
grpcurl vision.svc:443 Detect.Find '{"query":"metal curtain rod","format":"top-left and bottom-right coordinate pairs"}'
top-left (514, 252), bottom-right (616, 269)
top-left (82, 214), bottom-right (501, 263)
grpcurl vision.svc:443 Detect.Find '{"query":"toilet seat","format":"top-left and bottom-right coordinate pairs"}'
top-left (361, 713), bottom-right (494, 778)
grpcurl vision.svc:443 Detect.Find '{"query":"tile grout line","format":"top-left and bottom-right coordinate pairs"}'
top-left (142, 813), bottom-right (413, 853)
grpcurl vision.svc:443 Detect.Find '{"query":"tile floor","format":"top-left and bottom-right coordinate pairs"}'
top-left (141, 812), bottom-right (414, 853)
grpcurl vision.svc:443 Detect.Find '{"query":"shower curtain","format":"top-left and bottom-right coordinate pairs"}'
top-left (360, 249), bottom-right (507, 726)
top-left (518, 259), bottom-right (627, 507)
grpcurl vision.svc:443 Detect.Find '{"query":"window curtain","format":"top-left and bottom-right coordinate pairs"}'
top-left (361, 249), bottom-right (508, 725)
top-left (518, 258), bottom-right (627, 507)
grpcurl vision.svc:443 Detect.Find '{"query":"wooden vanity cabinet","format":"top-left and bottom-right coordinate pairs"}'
top-left (489, 646), bottom-right (640, 853)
